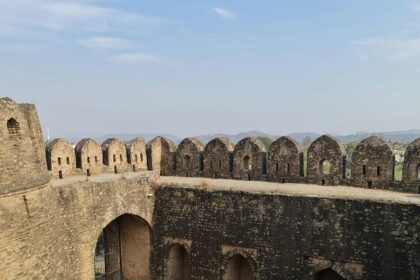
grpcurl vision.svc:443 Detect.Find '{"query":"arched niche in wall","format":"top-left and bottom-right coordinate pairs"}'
top-left (7, 118), bottom-right (21, 139)
top-left (165, 243), bottom-right (191, 280)
top-left (222, 254), bottom-right (254, 280)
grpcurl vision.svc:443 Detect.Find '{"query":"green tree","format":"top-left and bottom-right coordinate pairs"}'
top-left (345, 141), bottom-right (357, 159)
top-left (344, 141), bottom-right (358, 173)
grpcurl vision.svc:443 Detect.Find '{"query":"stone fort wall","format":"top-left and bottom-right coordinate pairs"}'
top-left (45, 130), bottom-right (420, 194)
top-left (145, 135), bottom-right (420, 194)
top-left (3, 96), bottom-right (420, 196)
top-left (0, 173), bottom-right (154, 280)
top-left (1, 97), bottom-right (420, 280)
top-left (151, 184), bottom-right (420, 280)
top-left (0, 98), bottom-right (50, 196)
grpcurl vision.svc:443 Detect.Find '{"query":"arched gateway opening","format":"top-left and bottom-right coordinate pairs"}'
top-left (94, 214), bottom-right (151, 280)
top-left (165, 244), bottom-right (191, 280)
top-left (311, 268), bottom-right (345, 280)
top-left (223, 254), bottom-right (253, 280)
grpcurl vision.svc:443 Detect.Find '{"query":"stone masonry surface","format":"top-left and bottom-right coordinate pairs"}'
top-left (153, 177), bottom-right (420, 280)
top-left (1, 97), bottom-right (420, 280)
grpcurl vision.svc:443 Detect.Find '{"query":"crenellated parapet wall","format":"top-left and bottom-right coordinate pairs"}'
top-left (46, 138), bottom-right (77, 179)
top-left (47, 137), bottom-right (148, 179)
top-left (126, 137), bottom-right (148, 172)
top-left (267, 136), bottom-right (304, 183)
top-left (147, 134), bottom-right (420, 194)
top-left (45, 133), bottom-right (420, 193)
top-left (202, 137), bottom-right (234, 179)
top-left (351, 136), bottom-right (395, 189)
top-left (146, 136), bottom-right (176, 176)
top-left (232, 137), bottom-right (267, 181)
top-left (2, 96), bottom-right (419, 194)
top-left (307, 135), bottom-right (347, 186)
top-left (175, 138), bottom-right (204, 177)
top-left (402, 138), bottom-right (420, 193)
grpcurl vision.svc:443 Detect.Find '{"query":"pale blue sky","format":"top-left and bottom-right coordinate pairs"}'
top-left (1, 0), bottom-right (420, 138)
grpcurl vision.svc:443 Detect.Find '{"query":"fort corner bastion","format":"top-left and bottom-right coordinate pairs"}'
top-left (0, 97), bottom-right (419, 280)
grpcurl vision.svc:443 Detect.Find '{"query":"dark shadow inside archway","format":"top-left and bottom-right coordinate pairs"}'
top-left (223, 254), bottom-right (253, 280)
top-left (94, 214), bottom-right (151, 280)
top-left (311, 268), bottom-right (345, 280)
top-left (165, 243), bottom-right (191, 280)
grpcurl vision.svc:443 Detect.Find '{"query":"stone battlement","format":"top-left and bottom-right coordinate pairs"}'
top-left (47, 133), bottom-right (420, 195)
top-left (1, 97), bottom-right (420, 196)
top-left (1, 97), bottom-right (420, 280)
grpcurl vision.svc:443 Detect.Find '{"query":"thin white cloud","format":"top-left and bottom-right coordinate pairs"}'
top-left (78, 37), bottom-right (131, 50)
top-left (0, 0), bottom-right (166, 35)
top-left (109, 52), bottom-right (164, 63)
top-left (44, 3), bottom-right (112, 19)
top-left (42, 2), bottom-right (157, 31)
top-left (354, 37), bottom-right (420, 60)
top-left (213, 7), bottom-right (236, 20)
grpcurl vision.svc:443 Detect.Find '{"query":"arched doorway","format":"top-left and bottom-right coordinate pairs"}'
top-left (94, 214), bottom-right (151, 280)
top-left (311, 268), bottom-right (345, 280)
top-left (223, 254), bottom-right (253, 280)
top-left (165, 244), bottom-right (191, 280)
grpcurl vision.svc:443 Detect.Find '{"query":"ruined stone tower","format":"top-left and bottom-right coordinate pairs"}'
top-left (0, 97), bottom-right (50, 195)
